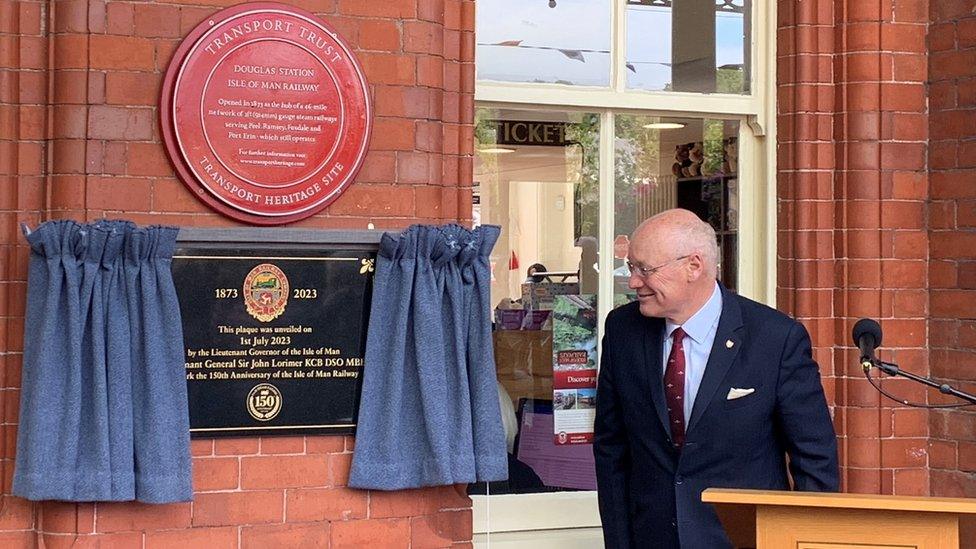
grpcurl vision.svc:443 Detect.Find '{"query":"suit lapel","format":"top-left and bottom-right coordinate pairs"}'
top-left (686, 287), bottom-right (744, 435)
top-left (640, 315), bottom-right (671, 437)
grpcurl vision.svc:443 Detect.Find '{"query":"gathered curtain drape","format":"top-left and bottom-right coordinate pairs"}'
top-left (349, 224), bottom-right (508, 490)
top-left (14, 220), bottom-right (192, 503)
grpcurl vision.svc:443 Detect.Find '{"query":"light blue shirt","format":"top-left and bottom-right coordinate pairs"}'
top-left (663, 282), bottom-right (723, 423)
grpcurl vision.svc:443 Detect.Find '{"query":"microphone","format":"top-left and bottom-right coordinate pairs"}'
top-left (852, 318), bottom-right (882, 372)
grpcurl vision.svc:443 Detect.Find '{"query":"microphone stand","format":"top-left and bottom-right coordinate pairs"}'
top-left (861, 358), bottom-right (976, 406)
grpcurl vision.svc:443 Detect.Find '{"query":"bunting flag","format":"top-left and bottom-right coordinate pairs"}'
top-left (558, 49), bottom-right (586, 63)
top-left (478, 41), bottom-right (673, 73)
top-left (509, 250), bottom-right (520, 270)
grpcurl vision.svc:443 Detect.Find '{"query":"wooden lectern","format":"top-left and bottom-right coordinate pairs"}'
top-left (702, 488), bottom-right (976, 549)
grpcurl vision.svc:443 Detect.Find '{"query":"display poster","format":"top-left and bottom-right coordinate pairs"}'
top-left (160, 2), bottom-right (371, 225)
top-left (172, 246), bottom-right (375, 436)
top-left (515, 399), bottom-right (597, 490)
top-left (551, 294), bottom-right (598, 445)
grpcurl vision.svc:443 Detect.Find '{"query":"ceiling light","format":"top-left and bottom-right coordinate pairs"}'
top-left (642, 122), bottom-right (686, 130)
top-left (478, 147), bottom-right (516, 154)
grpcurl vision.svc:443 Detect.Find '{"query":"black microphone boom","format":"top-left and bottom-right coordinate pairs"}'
top-left (852, 318), bottom-right (882, 371)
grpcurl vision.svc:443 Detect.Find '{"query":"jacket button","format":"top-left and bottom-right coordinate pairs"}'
top-left (675, 475), bottom-right (683, 484)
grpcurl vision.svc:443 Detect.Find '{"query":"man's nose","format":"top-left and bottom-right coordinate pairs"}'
top-left (628, 272), bottom-right (643, 290)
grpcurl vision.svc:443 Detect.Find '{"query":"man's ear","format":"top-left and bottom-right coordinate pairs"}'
top-left (686, 253), bottom-right (705, 281)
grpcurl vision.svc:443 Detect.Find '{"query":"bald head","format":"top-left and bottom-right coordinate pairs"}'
top-left (632, 209), bottom-right (720, 279)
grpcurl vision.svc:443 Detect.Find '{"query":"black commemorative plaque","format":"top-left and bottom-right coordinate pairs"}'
top-left (172, 229), bottom-right (378, 437)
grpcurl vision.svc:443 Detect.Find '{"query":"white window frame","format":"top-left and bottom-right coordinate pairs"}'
top-left (473, 0), bottom-right (777, 542)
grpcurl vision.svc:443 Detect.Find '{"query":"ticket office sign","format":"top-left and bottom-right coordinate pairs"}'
top-left (172, 247), bottom-right (375, 436)
top-left (161, 3), bottom-right (371, 225)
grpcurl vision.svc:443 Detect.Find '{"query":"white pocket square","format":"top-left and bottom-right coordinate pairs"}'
top-left (726, 387), bottom-right (755, 400)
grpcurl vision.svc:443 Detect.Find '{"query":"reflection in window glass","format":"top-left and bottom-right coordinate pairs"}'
top-left (476, 0), bottom-right (610, 86)
top-left (470, 108), bottom-right (600, 495)
top-left (626, 0), bottom-right (749, 93)
top-left (613, 116), bottom-right (739, 307)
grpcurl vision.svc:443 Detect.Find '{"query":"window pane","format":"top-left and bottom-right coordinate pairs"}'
top-left (470, 108), bottom-right (600, 495)
top-left (613, 116), bottom-right (739, 307)
top-left (626, 0), bottom-right (750, 94)
top-left (476, 0), bottom-right (611, 86)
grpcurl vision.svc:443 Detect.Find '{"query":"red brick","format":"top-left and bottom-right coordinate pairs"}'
top-left (404, 21), bottom-right (443, 55)
top-left (242, 523), bottom-right (329, 548)
top-left (88, 106), bottom-right (154, 140)
top-left (880, 84), bottom-right (924, 112)
top-left (847, 0), bottom-right (883, 22)
top-left (357, 151), bottom-right (397, 183)
top-left (192, 457), bottom-right (239, 492)
top-left (51, 71), bottom-right (88, 104)
top-left (38, 502), bottom-right (93, 534)
top-left (214, 437), bottom-right (259, 456)
top-left (328, 452), bottom-right (353, 486)
top-left (417, 56), bottom-right (444, 88)
top-left (880, 143), bottom-right (924, 170)
top-left (258, 436), bottom-right (304, 455)
top-left (105, 72), bottom-right (159, 106)
top-left (191, 439), bottom-right (214, 456)
top-left (331, 518), bottom-right (410, 549)
top-left (52, 34), bottom-right (88, 70)
top-left (337, 0), bottom-right (416, 19)
top-left (932, 50), bottom-right (976, 80)
top-left (106, 2), bottom-right (134, 34)
top-left (51, 140), bottom-right (86, 174)
top-left (305, 435), bottom-right (345, 454)
top-left (891, 54), bottom-right (925, 82)
top-left (411, 510), bottom-right (471, 546)
top-left (328, 185), bottom-right (415, 217)
top-left (359, 53), bottom-right (416, 86)
top-left (96, 502), bottom-right (191, 533)
top-left (929, 440), bottom-right (958, 469)
top-left (0, 496), bottom-right (33, 531)
top-left (53, 1), bottom-right (88, 34)
top-left (134, 4), bottom-right (181, 38)
top-left (359, 19), bottom-right (401, 52)
top-left (241, 455), bottom-right (328, 489)
top-left (933, 0), bottom-right (976, 21)
top-left (192, 491), bottom-right (283, 527)
top-left (880, 260), bottom-right (925, 287)
top-left (892, 468), bottom-right (927, 496)
top-left (40, 532), bottom-right (144, 548)
top-left (285, 487), bottom-right (367, 522)
top-left (151, 178), bottom-right (211, 213)
top-left (126, 143), bottom-right (173, 177)
top-left (146, 527), bottom-right (237, 549)
top-left (90, 36), bottom-right (154, 70)
top-left (86, 177), bottom-right (153, 211)
top-left (370, 485), bottom-right (470, 519)
top-left (893, 0), bottom-right (926, 23)
top-left (0, 532), bottom-right (33, 547)
top-left (880, 24), bottom-right (925, 53)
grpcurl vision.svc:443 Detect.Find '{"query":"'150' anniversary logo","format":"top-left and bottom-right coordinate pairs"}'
top-left (243, 263), bottom-right (289, 322)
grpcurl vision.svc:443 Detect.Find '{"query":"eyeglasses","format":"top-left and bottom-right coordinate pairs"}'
top-left (625, 255), bottom-right (690, 278)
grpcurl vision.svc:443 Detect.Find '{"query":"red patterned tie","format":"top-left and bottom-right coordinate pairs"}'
top-left (664, 327), bottom-right (687, 448)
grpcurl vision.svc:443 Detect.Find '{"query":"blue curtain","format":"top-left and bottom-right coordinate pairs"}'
top-left (13, 220), bottom-right (192, 503)
top-left (349, 224), bottom-right (508, 490)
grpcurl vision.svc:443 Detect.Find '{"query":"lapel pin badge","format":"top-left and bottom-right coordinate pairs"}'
top-left (726, 339), bottom-right (734, 348)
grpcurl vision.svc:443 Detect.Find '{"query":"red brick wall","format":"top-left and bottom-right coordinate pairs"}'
top-left (928, 1), bottom-right (976, 499)
top-left (778, 0), bottom-right (931, 496)
top-left (0, 0), bottom-right (475, 546)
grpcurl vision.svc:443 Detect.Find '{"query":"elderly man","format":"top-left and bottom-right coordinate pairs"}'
top-left (594, 209), bottom-right (838, 548)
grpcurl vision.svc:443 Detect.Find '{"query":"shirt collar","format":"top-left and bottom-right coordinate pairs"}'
top-left (666, 282), bottom-right (723, 344)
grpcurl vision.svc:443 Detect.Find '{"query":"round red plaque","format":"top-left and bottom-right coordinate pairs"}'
top-left (161, 3), bottom-right (371, 224)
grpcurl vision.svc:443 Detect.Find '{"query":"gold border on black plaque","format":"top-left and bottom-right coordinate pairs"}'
top-left (243, 263), bottom-right (289, 322)
top-left (246, 383), bottom-right (283, 421)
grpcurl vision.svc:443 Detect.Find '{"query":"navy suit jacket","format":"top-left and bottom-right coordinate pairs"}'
top-left (594, 285), bottom-right (839, 548)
